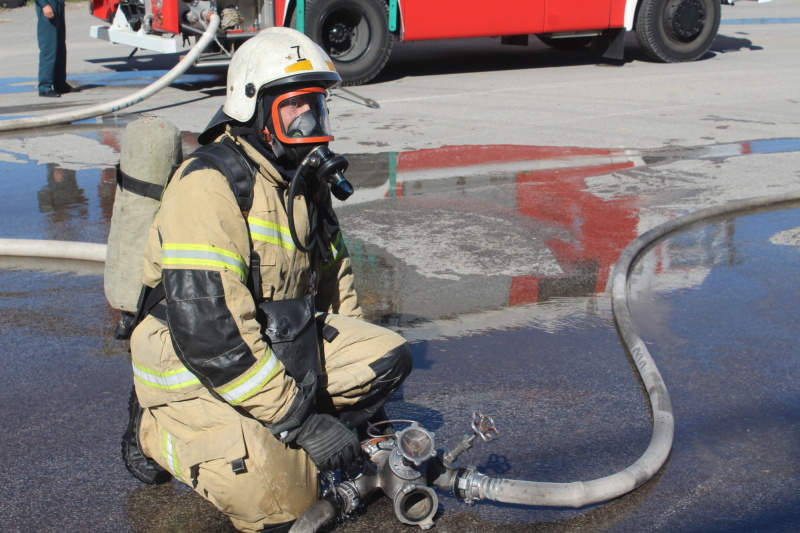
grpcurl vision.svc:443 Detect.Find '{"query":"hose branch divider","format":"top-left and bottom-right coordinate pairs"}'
top-left (0, 14), bottom-right (221, 133)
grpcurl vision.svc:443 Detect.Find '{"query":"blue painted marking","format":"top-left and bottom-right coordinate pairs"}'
top-left (747, 138), bottom-right (800, 155)
top-left (0, 77), bottom-right (36, 96)
top-left (0, 86), bottom-right (34, 95)
top-left (68, 71), bottom-right (220, 86)
top-left (721, 18), bottom-right (800, 25)
top-left (0, 115), bottom-right (37, 121)
top-left (0, 71), bottom-right (220, 95)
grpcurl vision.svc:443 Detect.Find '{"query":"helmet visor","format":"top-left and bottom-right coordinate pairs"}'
top-left (271, 88), bottom-right (334, 145)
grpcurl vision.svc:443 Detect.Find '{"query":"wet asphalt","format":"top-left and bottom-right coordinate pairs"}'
top-left (2, 129), bottom-right (800, 533)
top-left (2, 2), bottom-right (800, 532)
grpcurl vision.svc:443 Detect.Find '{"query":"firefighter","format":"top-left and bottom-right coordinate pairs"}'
top-left (122, 27), bottom-right (412, 532)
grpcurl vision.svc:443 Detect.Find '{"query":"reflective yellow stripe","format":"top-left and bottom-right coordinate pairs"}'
top-left (215, 349), bottom-right (281, 405)
top-left (162, 430), bottom-right (183, 481)
top-left (132, 360), bottom-right (201, 391)
top-left (321, 231), bottom-right (347, 269)
top-left (285, 59), bottom-right (313, 73)
top-left (162, 243), bottom-right (247, 281)
top-left (247, 216), bottom-right (296, 250)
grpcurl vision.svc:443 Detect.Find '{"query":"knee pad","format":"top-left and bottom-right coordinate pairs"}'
top-left (372, 343), bottom-right (413, 386)
top-left (338, 343), bottom-right (413, 429)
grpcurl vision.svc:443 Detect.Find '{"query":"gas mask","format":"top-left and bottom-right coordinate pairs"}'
top-left (256, 88), bottom-right (354, 253)
top-left (259, 87), bottom-right (354, 202)
top-left (259, 87), bottom-right (331, 162)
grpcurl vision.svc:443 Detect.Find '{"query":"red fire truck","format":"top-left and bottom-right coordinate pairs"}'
top-left (89, 0), bottom-right (726, 85)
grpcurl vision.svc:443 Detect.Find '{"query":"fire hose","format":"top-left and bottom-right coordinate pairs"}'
top-left (287, 191), bottom-right (800, 532)
top-left (2, 191), bottom-right (800, 530)
top-left (0, 14), bottom-right (220, 133)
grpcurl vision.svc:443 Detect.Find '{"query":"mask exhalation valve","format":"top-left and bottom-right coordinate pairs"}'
top-left (304, 145), bottom-right (354, 201)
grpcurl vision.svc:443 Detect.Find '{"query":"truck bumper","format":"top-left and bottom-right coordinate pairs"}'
top-left (90, 25), bottom-right (178, 54)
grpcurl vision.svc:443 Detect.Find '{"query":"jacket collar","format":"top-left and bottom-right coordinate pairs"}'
top-left (221, 127), bottom-right (289, 189)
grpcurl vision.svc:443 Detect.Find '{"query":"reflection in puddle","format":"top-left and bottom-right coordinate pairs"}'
top-left (0, 154), bottom-right (114, 244)
top-left (37, 163), bottom-right (88, 217)
top-left (340, 145), bottom-right (644, 324)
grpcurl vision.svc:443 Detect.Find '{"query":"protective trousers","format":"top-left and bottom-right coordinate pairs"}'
top-left (132, 312), bottom-right (410, 533)
top-left (36, 0), bottom-right (67, 94)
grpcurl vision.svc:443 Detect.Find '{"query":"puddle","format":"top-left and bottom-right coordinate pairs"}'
top-left (2, 131), bottom-right (800, 328)
top-left (2, 131), bottom-right (800, 531)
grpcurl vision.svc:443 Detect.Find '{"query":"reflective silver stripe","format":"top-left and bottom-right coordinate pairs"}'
top-left (215, 349), bottom-right (281, 405)
top-left (162, 243), bottom-right (248, 281)
top-left (248, 216), bottom-right (296, 250)
top-left (162, 430), bottom-right (183, 481)
top-left (132, 360), bottom-right (200, 390)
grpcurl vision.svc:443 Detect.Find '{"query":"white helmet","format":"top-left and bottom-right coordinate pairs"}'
top-left (223, 27), bottom-right (341, 123)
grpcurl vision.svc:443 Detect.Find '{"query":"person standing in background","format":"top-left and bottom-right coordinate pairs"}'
top-left (35, 0), bottom-right (71, 97)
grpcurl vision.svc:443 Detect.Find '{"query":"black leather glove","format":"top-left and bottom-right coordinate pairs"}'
top-left (295, 412), bottom-right (361, 472)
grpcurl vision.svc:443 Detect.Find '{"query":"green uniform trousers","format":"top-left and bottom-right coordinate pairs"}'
top-left (36, 0), bottom-right (67, 94)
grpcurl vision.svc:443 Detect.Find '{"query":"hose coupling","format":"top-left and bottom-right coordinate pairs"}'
top-left (453, 467), bottom-right (491, 504)
top-left (334, 481), bottom-right (361, 515)
top-left (393, 482), bottom-right (438, 529)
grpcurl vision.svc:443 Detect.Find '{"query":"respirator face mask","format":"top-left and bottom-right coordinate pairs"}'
top-left (259, 86), bottom-right (354, 204)
top-left (266, 87), bottom-right (333, 163)
top-left (263, 88), bottom-right (355, 253)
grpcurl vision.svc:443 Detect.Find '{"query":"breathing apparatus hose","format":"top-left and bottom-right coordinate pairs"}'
top-left (457, 190), bottom-right (800, 508)
top-left (287, 160), bottom-right (318, 254)
top-left (0, 14), bottom-right (221, 134)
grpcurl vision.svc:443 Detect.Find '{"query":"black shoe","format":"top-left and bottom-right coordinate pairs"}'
top-left (39, 90), bottom-right (60, 98)
top-left (121, 385), bottom-right (172, 485)
top-left (56, 84), bottom-right (73, 94)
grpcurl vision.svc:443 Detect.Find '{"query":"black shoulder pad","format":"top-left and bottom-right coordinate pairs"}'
top-left (180, 157), bottom-right (218, 178)
top-left (184, 139), bottom-right (256, 214)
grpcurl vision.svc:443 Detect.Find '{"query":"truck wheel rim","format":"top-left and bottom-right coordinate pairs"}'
top-left (665, 0), bottom-right (706, 43)
top-left (321, 6), bottom-right (372, 63)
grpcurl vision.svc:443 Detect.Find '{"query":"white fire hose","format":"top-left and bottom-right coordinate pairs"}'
top-left (0, 238), bottom-right (107, 262)
top-left (0, 14), bottom-right (220, 133)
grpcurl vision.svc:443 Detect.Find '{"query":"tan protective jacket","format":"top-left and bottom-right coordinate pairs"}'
top-left (133, 129), bottom-right (362, 429)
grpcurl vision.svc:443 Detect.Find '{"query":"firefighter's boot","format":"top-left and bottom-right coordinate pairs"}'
top-left (121, 385), bottom-right (172, 484)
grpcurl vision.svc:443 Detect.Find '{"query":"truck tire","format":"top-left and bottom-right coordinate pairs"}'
top-left (303, 0), bottom-right (393, 86)
top-left (635, 0), bottom-right (720, 62)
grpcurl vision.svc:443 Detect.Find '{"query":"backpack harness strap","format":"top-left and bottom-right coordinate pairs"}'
top-left (185, 137), bottom-right (255, 214)
top-left (116, 163), bottom-right (177, 201)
